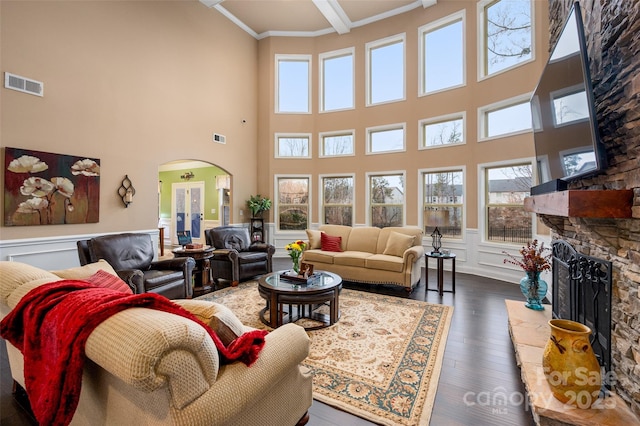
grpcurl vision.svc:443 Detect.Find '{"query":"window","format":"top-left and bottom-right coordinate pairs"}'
top-left (551, 86), bottom-right (589, 126)
top-left (319, 130), bottom-right (354, 157)
top-left (321, 175), bottom-right (354, 226)
top-left (419, 11), bottom-right (465, 95)
top-left (368, 172), bottom-right (404, 227)
top-left (420, 112), bottom-right (465, 148)
top-left (485, 163), bottom-right (532, 243)
top-left (320, 48), bottom-right (354, 112)
top-left (277, 176), bottom-right (310, 231)
top-left (275, 133), bottom-right (311, 158)
top-left (479, 0), bottom-right (533, 78)
top-left (276, 55), bottom-right (311, 113)
top-left (422, 170), bottom-right (464, 238)
top-left (366, 34), bottom-right (405, 106)
top-left (479, 94), bottom-right (532, 140)
top-left (367, 124), bottom-right (405, 154)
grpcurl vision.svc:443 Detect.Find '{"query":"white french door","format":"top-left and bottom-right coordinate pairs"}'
top-left (171, 182), bottom-right (205, 245)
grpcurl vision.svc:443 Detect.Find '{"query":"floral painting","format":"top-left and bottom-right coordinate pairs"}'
top-left (4, 147), bottom-right (100, 226)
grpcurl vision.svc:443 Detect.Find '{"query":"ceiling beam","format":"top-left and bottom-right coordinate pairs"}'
top-left (312, 0), bottom-right (351, 35)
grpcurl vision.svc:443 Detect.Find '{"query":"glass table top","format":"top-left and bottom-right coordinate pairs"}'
top-left (263, 270), bottom-right (340, 291)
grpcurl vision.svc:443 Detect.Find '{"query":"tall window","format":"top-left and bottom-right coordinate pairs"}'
top-left (479, 0), bottom-right (533, 78)
top-left (320, 48), bottom-right (354, 112)
top-left (485, 163), bottom-right (532, 243)
top-left (420, 112), bottom-right (465, 148)
top-left (419, 11), bottom-right (465, 95)
top-left (422, 170), bottom-right (464, 238)
top-left (366, 34), bottom-right (405, 106)
top-left (367, 124), bottom-right (405, 154)
top-left (276, 55), bottom-right (311, 113)
top-left (321, 175), bottom-right (354, 226)
top-left (277, 176), bottom-right (310, 231)
top-left (275, 133), bottom-right (311, 158)
top-left (368, 172), bottom-right (404, 228)
top-left (479, 94), bottom-right (532, 140)
top-left (319, 130), bottom-right (354, 157)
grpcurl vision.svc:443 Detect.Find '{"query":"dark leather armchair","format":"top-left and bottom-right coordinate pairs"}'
top-left (77, 233), bottom-right (195, 299)
top-left (205, 226), bottom-right (275, 286)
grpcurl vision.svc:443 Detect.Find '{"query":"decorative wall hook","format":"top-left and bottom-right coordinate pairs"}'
top-left (118, 175), bottom-right (135, 207)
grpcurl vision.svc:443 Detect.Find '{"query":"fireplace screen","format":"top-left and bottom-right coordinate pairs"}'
top-left (552, 240), bottom-right (612, 377)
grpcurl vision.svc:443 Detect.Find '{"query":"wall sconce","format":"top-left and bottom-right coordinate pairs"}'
top-left (426, 210), bottom-right (449, 254)
top-left (118, 175), bottom-right (136, 208)
top-left (180, 171), bottom-right (195, 180)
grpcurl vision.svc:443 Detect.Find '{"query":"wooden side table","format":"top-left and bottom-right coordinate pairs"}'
top-left (172, 246), bottom-right (215, 296)
top-left (425, 252), bottom-right (456, 296)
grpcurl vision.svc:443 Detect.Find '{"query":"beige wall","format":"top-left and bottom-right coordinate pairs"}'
top-left (1, 1), bottom-right (258, 240)
top-left (258, 0), bottom-right (549, 229)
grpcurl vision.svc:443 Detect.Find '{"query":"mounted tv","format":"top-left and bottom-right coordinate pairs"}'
top-left (530, 2), bottom-right (606, 195)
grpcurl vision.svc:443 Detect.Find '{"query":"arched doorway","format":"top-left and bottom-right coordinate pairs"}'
top-left (158, 160), bottom-right (231, 251)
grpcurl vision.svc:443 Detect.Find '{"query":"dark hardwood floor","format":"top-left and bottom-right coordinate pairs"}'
top-left (0, 258), bottom-right (536, 426)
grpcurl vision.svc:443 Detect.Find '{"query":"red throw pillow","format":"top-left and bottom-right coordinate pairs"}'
top-left (321, 232), bottom-right (343, 252)
top-left (85, 269), bottom-right (133, 294)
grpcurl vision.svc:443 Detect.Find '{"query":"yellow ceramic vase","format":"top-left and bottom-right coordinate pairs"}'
top-left (542, 319), bottom-right (602, 407)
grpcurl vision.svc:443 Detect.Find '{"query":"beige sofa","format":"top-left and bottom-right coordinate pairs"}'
top-left (301, 225), bottom-right (424, 291)
top-left (0, 260), bottom-right (312, 426)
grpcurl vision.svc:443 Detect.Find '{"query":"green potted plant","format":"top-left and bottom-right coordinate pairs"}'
top-left (247, 194), bottom-right (272, 218)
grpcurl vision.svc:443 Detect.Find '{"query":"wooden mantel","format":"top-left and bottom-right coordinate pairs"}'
top-left (524, 190), bottom-right (634, 218)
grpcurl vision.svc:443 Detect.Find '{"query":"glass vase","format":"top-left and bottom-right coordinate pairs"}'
top-left (291, 254), bottom-right (300, 274)
top-left (520, 271), bottom-right (547, 311)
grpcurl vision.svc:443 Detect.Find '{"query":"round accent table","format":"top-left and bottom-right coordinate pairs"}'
top-left (425, 251), bottom-right (456, 296)
top-left (258, 271), bottom-right (342, 330)
top-left (172, 246), bottom-right (215, 296)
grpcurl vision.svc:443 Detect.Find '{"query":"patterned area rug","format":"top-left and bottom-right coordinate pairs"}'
top-left (196, 282), bottom-right (453, 425)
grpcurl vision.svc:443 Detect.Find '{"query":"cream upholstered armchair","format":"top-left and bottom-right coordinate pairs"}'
top-left (0, 260), bottom-right (313, 426)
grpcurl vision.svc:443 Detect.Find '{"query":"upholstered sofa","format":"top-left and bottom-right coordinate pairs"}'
top-left (0, 260), bottom-right (312, 425)
top-left (301, 225), bottom-right (424, 291)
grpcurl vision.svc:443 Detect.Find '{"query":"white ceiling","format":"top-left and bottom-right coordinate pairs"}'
top-left (199, 0), bottom-right (438, 39)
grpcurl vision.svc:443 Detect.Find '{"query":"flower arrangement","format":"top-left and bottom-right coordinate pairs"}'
top-left (503, 239), bottom-right (551, 273)
top-left (285, 240), bottom-right (307, 274)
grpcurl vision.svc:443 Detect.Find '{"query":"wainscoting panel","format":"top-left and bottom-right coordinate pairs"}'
top-left (0, 229), bottom-right (160, 271)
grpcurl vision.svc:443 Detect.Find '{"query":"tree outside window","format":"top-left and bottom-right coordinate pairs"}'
top-left (277, 177), bottom-right (309, 230)
top-left (320, 132), bottom-right (354, 157)
top-left (421, 114), bottom-right (464, 148)
top-left (485, 164), bottom-right (532, 243)
top-left (276, 134), bottom-right (310, 158)
top-left (322, 176), bottom-right (353, 226)
top-left (369, 173), bottom-right (404, 228)
top-left (423, 170), bottom-right (464, 238)
top-left (482, 0), bottom-right (532, 76)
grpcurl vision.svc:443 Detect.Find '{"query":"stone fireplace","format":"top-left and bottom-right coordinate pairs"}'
top-left (528, 0), bottom-right (640, 418)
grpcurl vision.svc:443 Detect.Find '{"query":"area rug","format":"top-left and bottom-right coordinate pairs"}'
top-left (196, 283), bottom-right (453, 425)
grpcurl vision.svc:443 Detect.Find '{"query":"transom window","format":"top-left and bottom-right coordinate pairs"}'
top-left (484, 163), bottom-right (533, 243)
top-left (422, 170), bottom-right (464, 239)
top-left (321, 175), bottom-right (354, 226)
top-left (276, 55), bottom-right (311, 113)
top-left (366, 34), bottom-right (405, 106)
top-left (320, 48), bottom-right (354, 112)
top-left (319, 130), bottom-right (355, 157)
top-left (275, 133), bottom-right (311, 158)
top-left (479, 0), bottom-right (533, 78)
top-left (419, 11), bottom-right (465, 95)
top-left (368, 172), bottom-right (405, 228)
top-left (420, 112), bottom-right (465, 149)
top-left (479, 94), bottom-right (532, 140)
top-left (367, 124), bottom-right (405, 154)
top-left (277, 176), bottom-right (310, 231)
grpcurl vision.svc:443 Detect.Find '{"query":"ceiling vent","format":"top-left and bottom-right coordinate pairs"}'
top-left (213, 133), bottom-right (226, 144)
top-left (4, 72), bottom-right (43, 97)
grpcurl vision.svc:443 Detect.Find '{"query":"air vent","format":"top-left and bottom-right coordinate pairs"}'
top-left (213, 133), bottom-right (226, 144)
top-left (4, 72), bottom-right (43, 97)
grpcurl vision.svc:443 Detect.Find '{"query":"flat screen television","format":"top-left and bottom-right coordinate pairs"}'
top-left (530, 2), bottom-right (606, 195)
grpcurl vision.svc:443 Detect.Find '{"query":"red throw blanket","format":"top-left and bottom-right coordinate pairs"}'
top-left (0, 281), bottom-right (268, 426)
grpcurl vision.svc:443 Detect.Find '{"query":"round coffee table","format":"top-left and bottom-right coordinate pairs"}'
top-left (258, 270), bottom-right (342, 330)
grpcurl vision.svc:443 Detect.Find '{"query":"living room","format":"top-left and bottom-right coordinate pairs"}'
top-left (1, 0), bottom-right (639, 424)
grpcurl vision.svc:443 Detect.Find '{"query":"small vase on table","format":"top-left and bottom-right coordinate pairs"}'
top-left (520, 271), bottom-right (547, 311)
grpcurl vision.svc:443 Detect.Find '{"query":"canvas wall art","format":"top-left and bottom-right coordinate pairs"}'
top-left (4, 147), bottom-right (100, 226)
